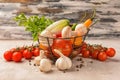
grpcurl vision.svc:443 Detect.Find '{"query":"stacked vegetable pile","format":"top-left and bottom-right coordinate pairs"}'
top-left (3, 12), bottom-right (116, 73)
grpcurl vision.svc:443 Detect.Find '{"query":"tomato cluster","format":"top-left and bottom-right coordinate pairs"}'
top-left (80, 42), bottom-right (116, 61)
top-left (3, 45), bottom-right (40, 62)
top-left (3, 41), bottom-right (116, 62)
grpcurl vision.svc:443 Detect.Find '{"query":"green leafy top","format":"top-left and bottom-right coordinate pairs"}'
top-left (14, 13), bottom-right (53, 41)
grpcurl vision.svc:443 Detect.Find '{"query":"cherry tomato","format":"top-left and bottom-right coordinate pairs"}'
top-left (19, 47), bottom-right (25, 53)
top-left (98, 52), bottom-right (107, 61)
top-left (52, 39), bottom-right (72, 57)
top-left (3, 51), bottom-right (13, 61)
top-left (82, 50), bottom-right (90, 58)
top-left (23, 49), bottom-right (32, 59)
top-left (33, 48), bottom-right (40, 57)
top-left (80, 47), bottom-right (87, 54)
top-left (30, 46), bottom-right (35, 55)
top-left (97, 45), bottom-right (104, 51)
top-left (106, 48), bottom-right (116, 57)
top-left (91, 50), bottom-right (99, 59)
top-left (81, 42), bottom-right (87, 48)
top-left (12, 52), bottom-right (22, 62)
top-left (89, 45), bottom-right (94, 51)
top-left (55, 32), bottom-right (62, 38)
top-left (52, 39), bottom-right (66, 48)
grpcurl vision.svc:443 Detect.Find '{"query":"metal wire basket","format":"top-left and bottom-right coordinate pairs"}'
top-left (38, 9), bottom-right (98, 61)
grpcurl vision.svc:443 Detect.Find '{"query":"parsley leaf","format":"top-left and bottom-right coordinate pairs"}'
top-left (14, 13), bottom-right (53, 41)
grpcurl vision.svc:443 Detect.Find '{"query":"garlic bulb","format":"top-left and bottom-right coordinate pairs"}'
top-left (34, 50), bottom-right (46, 66)
top-left (75, 23), bottom-right (87, 36)
top-left (62, 26), bottom-right (72, 38)
top-left (54, 49), bottom-right (72, 71)
top-left (39, 58), bottom-right (52, 72)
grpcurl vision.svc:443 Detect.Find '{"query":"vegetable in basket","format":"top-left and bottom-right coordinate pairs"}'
top-left (52, 39), bottom-right (72, 58)
top-left (43, 19), bottom-right (69, 34)
top-left (61, 26), bottom-right (72, 38)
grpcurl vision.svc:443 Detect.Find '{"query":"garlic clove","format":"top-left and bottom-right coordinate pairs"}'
top-left (39, 59), bottom-right (52, 72)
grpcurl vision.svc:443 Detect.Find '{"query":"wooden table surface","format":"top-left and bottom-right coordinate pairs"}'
top-left (0, 39), bottom-right (120, 80)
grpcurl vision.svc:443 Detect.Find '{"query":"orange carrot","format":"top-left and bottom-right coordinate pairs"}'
top-left (71, 37), bottom-right (83, 46)
top-left (84, 18), bottom-right (92, 28)
top-left (39, 44), bottom-right (48, 50)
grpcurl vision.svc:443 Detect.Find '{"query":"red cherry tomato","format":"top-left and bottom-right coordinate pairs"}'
top-left (98, 52), bottom-right (107, 61)
top-left (82, 50), bottom-right (90, 58)
top-left (33, 48), bottom-right (40, 57)
top-left (81, 42), bottom-right (87, 48)
top-left (106, 48), bottom-right (116, 57)
top-left (52, 39), bottom-right (72, 57)
top-left (23, 49), bottom-right (32, 59)
top-left (55, 32), bottom-right (62, 38)
top-left (80, 47), bottom-right (87, 54)
top-left (3, 51), bottom-right (13, 61)
top-left (19, 47), bottom-right (25, 53)
top-left (91, 50), bottom-right (99, 59)
top-left (53, 39), bottom-right (66, 48)
top-left (12, 52), bottom-right (22, 62)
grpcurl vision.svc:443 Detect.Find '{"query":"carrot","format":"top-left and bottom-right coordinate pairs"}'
top-left (84, 8), bottom-right (96, 28)
top-left (71, 37), bottom-right (83, 46)
top-left (39, 44), bottom-right (48, 50)
top-left (84, 18), bottom-right (92, 28)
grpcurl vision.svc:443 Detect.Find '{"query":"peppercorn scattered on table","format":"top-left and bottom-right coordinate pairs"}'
top-left (0, 40), bottom-right (120, 80)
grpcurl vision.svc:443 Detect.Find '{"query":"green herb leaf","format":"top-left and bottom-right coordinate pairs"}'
top-left (14, 13), bottom-right (53, 41)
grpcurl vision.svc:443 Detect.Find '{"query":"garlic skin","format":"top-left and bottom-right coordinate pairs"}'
top-left (75, 24), bottom-right (87, 36)
top-left (34, 50), bottom-right (46, 66)
top-left (54, 49), bottom-right (72, 71)
top-left (39, 59), bottom-right (52, 72)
